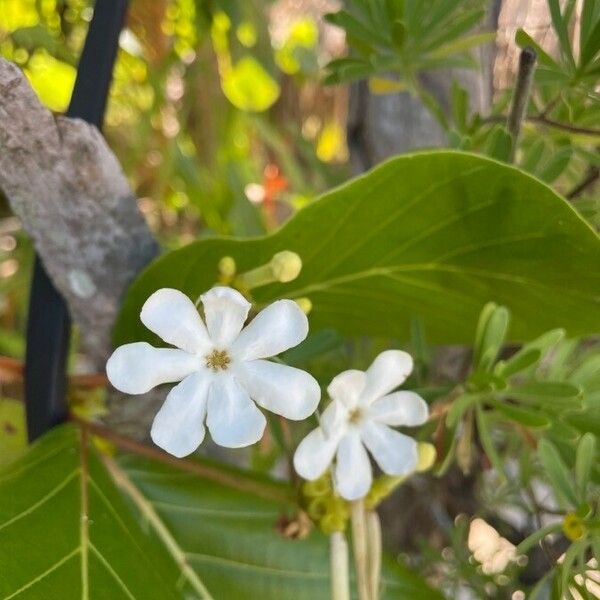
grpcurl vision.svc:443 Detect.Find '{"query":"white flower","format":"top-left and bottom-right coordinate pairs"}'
top-left (468, 518), bottom-right (517, 575)
top-left (293, 350), bottom-right (428, 501)
top-left (106, 286), bottom-right (320, 457)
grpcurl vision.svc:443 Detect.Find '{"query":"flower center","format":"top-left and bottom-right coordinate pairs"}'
top-left (348, 408), bottom-right (363, 425)
top-left (205, 349), bottom-right (231, 372)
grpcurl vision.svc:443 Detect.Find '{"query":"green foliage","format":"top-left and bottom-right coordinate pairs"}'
top-left (115, 151), bottom-right (600, 347)
top-left (0, 424), bottom-right (439, 599)
top-left (324, 0), bottom-right (490, 86)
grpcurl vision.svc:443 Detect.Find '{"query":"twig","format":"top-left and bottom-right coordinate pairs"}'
top-left (506, 47), bottom-right (537, 162)
top-left (484, 115), bottom-right (600, 137)
top-left (330, 531), bottom-right (351, 600)
top-left (351, 500), bottom-right (371, 600)
top-left (567, 166), bottom-right (600, 199)
top-left (72, 416), bottom-right (290, 502)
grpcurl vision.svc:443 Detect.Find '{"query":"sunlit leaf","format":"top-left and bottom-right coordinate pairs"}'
top-left (221, 57), bottom-right (280, 113)
top-left (24, 51), bottom-right (76, 112)
top-left (0, 0), bottom-right (38, 33)
top-left (115, 152), bottom-right (600, 347)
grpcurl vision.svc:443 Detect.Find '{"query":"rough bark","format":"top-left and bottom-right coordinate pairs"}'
top-left (0, 58), bottom-right (158, 366)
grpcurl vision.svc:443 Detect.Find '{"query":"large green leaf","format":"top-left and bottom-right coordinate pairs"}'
top-left (115, 152), bottom-right (600, 347)
top-left (0, 425), bottom-right (439, 599)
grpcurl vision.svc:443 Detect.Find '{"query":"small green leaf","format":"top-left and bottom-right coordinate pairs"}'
top-left (548, 0), bottom-right (576, 69)
top-left (391, 20), bottom-right (406, 48)
top-left (485, 125), bottom-right (512, 163)
top-left (538, 438), bottom-right (578, 509)
top-left (429, 32), bottom-right (495, 60)
top-left (579, 16), bottom-right (600, 67)
top-left (510, 382), bottom-right (582, 408)
top-left (496, 348), bottom-right (541, 377)
top-left (446, 393), bottom-right (479, 428)
top-left (515, 29), bottom-right (559, 69)
top-left (490, 400), bottom-right (550, 428)
top-left (575, 433), bottom-right (595, 498)
top-left (473, 304), bottom-right (510, 372)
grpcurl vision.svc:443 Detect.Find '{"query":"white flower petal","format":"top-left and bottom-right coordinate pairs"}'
top-left (201, 286), bottom-right (251, 347)
top-left (320, 399), bottom-right (348, 438)
top-left (150, 372), bottom-right (210, 458)
top-left (334, 431), bottom-right (372, 500)
top-left (206, 375), bottom-right (266, 448)
top-left (231, 300), bottom-right (308, 360)
top-left (327, 370), bottom-right (366, 409)
top-left (360, 421), bottom-right (418, 476)
top-left (293, 427), bottom-right (338, 480)
top-left (361, 350), bottom-right (414, 403)
top-left (367, 391), bottom-right (428, 426)
top-left (235, 359), bottom-right (320, 420)
top-left (106, 342), bottom-right (199, 394)
top-left (140, 288), bottom-right (211, 354)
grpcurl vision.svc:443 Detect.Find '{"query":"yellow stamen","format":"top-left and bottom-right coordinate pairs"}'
top-left (205, 349), bottom-right (231, 372)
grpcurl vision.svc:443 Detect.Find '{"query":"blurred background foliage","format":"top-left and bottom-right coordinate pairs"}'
top-left (0, 0), bottom-right (598, 362)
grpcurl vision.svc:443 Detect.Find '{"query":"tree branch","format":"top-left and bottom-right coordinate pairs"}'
top-left (0, 58), bottom-right (158, 365)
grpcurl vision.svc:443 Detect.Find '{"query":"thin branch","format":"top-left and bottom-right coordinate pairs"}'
top-left (484, 115), bottom-right (600, 137)
top-left (506, 47), bottom-right (537, 162)
top-left (73, 417), bottom-right (290, 503)
top-left (567, 166), bottom-right (600, 199)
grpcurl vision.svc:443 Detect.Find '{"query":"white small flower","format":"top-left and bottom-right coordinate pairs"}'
top-left (468, 518), bottom-right (517, 575)
top-left (107, 287), bottom-right (320, 457)
top-left (293, 350), bottom-right (428, 501)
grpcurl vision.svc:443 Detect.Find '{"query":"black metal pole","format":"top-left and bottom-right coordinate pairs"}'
top-left (25, 0), bottom-right (128, 441)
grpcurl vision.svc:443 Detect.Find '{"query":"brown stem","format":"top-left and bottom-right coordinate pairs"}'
top-left (506, 47), bottom-right (537, 163)
top-left (484, 115), bottom-right (600, 137)
top-left (72, 416), bottom-right (290, 502)
top-left (566, 166), bottom-right (600, 199)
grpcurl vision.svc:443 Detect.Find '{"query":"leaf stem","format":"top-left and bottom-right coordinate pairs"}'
top-left (330, 531), bottom-right (351, 600)
top-left (351, 500), bottom-right (371, 600)
top-left (366, 510), bottom-right (382, 600)
top-left (506, 47), bottom-right (537, 163)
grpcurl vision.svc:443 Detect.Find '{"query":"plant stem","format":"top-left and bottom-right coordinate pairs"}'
top-left (567, 166), bottom-right (599, 199)
top-left (506, 47), bottom-right (537, 163)
top-left (366, 510), bottom-right (382, 600)
top-left (351, 500), bottom-right (371, 600)
top-left (330, 531), bottom-right (351, 600)
top-left (483, 115), bottom-right (600, 137)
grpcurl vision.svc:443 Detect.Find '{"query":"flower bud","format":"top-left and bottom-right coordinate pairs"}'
top-left (295, 297), bottom-right (312, 315)
top-left (270, 251), bottom-right (302, 283)
top-left (218, 256), bottom-right (236, 278)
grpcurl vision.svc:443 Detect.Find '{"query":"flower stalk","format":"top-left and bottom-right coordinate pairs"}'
top-left (366, 509), bottom-right (382, 600)
top-left (351, 500), bottom-right (371, 600)
top-left (237, 250), bottom-right (302, 289)
top-left (330, 531), bottom-right (351, 600)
